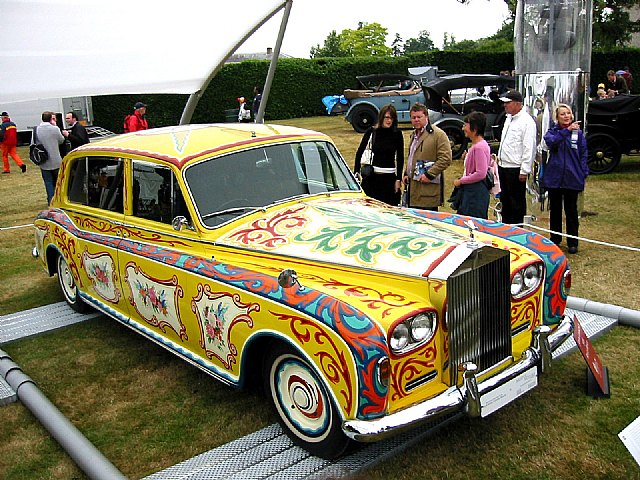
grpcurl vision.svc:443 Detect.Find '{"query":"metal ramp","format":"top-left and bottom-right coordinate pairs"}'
top-left (0, 302), bottom-right (620, 478)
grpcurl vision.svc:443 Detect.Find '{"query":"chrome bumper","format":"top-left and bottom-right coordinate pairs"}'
top-left (342, 315), bottom-right (574, 441)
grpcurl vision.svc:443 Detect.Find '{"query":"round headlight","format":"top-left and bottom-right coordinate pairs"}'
top-left (511, 271), bottom-right (524, 296)
top-left (411, 313), bottom-right (434, 342)
top-left (523, 264), bottom-right (541, 289)
top-left (390, 323), bottom-right (409, 352)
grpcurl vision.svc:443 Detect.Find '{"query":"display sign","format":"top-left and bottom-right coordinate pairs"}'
top-left (619, 416), bottom-right (640, 467)
top-left (573, 314), bottom-right (610, 398)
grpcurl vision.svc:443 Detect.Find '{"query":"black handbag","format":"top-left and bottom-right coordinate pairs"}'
top-left (29, 127), bottom-right (49, 166)
top-left (483, 169), bottom-right (495, 190)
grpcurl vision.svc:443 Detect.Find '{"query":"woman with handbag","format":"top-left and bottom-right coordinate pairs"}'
top-left (542, 103), bottom-right (589, 254)
top-left (451, 111), bottom-right (491, 218)
top-left (353, 105), bottom-right (404, 206)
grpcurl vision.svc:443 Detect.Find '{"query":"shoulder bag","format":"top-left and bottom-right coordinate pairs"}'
top-left (359, 130), bottom-right (375, 178)
top-left (29, 127), bottom-right (49, 166)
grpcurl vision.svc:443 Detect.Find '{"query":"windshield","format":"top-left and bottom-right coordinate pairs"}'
top-left (185, 140), bottom-right (360, 228)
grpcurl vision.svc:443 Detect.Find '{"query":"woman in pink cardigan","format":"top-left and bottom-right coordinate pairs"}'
top-left (451, 111), bottom-right (493, 219)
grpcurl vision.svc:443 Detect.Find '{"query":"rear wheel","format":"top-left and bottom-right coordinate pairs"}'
top-left (57, 254), bottom-right (88, 312)
top-left (440, 124), bottom-right (468, 160)
top-left (587, 133), bottom-right (621, 174)
top-left (350, 106), bottom-right (378, 133)
top-left (264, 345), bottom-right (351, 459)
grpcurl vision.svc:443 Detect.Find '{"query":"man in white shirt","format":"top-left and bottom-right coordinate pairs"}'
top-left (497, 90), bottom-right (536, 225)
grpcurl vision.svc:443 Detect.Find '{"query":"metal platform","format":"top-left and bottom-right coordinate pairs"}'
top-left (0, 302), bottom-right (620, 478)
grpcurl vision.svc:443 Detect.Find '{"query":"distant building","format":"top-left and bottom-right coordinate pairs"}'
top-left (630, 7), bottom-right (640, 47)
top-left (227, 47), bottom-right (294, 63)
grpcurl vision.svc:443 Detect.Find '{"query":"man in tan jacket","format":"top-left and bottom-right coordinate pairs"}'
top-left (402, 103), bottom-right (452, 210)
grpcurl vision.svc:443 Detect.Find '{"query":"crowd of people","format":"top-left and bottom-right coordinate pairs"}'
top-left (351, 83), bottom-right (593, 254)
top-left (0, 70), bottom-right (623, 254)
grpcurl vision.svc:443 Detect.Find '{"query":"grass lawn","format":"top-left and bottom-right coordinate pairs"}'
top-left (0, 116), bottom-right (639, 479)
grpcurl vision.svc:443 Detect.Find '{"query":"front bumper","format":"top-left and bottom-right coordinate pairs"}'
top-left (342, 315), bottom-right (574, 441)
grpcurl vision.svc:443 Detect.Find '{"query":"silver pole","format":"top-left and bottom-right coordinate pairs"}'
top-left (255, 0), bottom-right (293, 124)
top-left (0, 349), bottom-right (127, 480)
top-left (179, 1), bottom-right (290, 125)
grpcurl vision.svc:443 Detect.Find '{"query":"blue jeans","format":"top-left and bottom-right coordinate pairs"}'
top-left (41, 168), bottom-right (59, 205)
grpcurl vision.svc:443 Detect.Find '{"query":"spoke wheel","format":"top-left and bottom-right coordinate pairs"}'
top-left (441, 124), bottom-right (468, 160)
top-left (57, 254), bottom-right (88, 312)
top-left (350, 106), bottom-right (378, 133)
top-left (587, 133), bottom-right (621, 174)
top-left (264, 345), bottom-right (351, 459)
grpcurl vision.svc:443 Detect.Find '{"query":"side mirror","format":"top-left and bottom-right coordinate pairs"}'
top-left (171, 216), bottom-right (194, 232)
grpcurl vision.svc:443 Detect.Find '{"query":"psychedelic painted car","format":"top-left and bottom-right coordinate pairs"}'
top-left (33, 123), bottom-right (574, 459)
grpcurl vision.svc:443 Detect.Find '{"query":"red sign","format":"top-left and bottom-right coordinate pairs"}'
top-left (573, 315), bottom-right (608, 395)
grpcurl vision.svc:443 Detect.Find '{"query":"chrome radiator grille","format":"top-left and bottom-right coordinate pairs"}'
top-left (446, 247), bottom-right (511, 385)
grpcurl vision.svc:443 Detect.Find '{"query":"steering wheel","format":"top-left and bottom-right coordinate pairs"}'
top-left (216, 198), bottom-right (251, 211)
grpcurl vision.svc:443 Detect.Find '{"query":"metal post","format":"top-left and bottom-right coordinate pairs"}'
top-left (0, 349), bottom-right (127, 480)
top-left (179, 1), bottom-right (290, 125)
top-left (255, 0), bottom-right (293, 124)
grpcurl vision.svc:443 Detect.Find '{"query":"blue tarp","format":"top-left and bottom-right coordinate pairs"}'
top-left (322, 95), bottom-right (348, 115)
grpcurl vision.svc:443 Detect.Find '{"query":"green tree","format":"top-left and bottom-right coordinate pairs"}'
top-left (310, 30), bottom-right (347, 58)
top-left (339, 22), bottom-right (392, 56)
top-left (403, 30), bottom-right (435, 53)
top-left (391, 33), bottom-right (404, 56)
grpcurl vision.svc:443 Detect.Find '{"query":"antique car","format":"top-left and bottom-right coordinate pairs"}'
top-left (32, 123), bottom-right (573, 459)
top-left (343, 73), bottom-right (425, 132)
top-left (344, 73), bottom-right (514, 160)
top-left (586, 94), bottom-right (640, 174)
top-left (423, 74), bottom-right (515, 159)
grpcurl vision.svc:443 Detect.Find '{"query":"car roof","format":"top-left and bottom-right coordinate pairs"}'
top-left (424, 74), bottom-right (515, 97)
top-left (73, 123), bottom-right (328, 169)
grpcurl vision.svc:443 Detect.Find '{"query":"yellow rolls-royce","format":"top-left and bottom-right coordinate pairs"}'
top-left (33, 123), bottom-right (573, 458)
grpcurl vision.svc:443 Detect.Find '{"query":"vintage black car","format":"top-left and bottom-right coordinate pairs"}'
top-left (344, 73), bottom-right (514, 160)
top-left (586, 95), bottom-right (640, 174)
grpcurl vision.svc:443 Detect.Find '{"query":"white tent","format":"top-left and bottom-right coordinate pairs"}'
top-left (1, 0), bottom-right (291, 121)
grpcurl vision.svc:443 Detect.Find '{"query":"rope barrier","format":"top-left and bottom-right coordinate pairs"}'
top-left (518, 222), bottom-right (640, 253)
top-left (0, 223), bottom-right (34, 232)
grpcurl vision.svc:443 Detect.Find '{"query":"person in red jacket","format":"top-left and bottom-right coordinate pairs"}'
top-left (0, 112), bottom-right (26, 174)
top-left (124, 102), bottom-right (149, 132)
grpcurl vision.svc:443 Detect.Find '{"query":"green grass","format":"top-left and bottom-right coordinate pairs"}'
top-left (1, 117), bottom-right (640, 479)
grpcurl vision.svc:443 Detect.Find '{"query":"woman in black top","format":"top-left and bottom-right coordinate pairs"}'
top-left (354, 105), bottom-right (404, 206)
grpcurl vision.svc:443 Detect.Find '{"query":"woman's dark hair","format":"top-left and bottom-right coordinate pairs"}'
top-left (377, 104), bottom-right (398, 129)
top-left (464, 111), bottom-right (486, 136)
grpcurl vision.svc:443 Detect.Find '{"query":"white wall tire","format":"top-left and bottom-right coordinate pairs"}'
top-left (57, 254), bottom-right (88, 313)
top-left (264, 346), bottom-right (351, 459)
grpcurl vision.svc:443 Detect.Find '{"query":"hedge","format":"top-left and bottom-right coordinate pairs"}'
top-left (92, 49), bottom-right (639, 133)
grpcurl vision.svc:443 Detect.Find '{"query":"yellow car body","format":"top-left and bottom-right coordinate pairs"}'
top-left (33, 123), bottom-right (573, 458)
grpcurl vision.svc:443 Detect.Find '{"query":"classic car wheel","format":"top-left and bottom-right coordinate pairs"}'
top-left (264, 346), bottom-right (351, 459)
top-left (587, 133), bottom-right (621, 174)
top-left (350, 106), bottom-right (378, 133)
top-left (57, 254), bottom-right (88, 313)
top-left (440, 124), bottom-right (468, 160)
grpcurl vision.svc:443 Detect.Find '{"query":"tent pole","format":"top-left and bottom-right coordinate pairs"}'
top-left (255, 0), bottom-right (293, 124)
top-left (179, 1), bottom-right (290, 125)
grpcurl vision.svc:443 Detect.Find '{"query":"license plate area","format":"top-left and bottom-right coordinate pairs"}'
top-left (480, 366), bottom-right (538, 417)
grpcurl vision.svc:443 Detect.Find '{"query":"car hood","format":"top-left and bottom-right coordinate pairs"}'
top-left (216, 196), bottom-right (482, 277)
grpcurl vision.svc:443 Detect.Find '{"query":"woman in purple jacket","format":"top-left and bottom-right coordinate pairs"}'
top-left (543, 104), bottom-right (589, 254)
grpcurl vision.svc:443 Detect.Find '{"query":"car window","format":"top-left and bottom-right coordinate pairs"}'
top-left (67, 156), bottom-right (124, 214)
top-left (132, 161), bottom-right (189, 225)
top-left (185, 141), bottom-right (359, 228)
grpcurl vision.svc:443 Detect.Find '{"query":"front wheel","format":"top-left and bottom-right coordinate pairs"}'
top-left (440, 124), bottom-right (468, 160)
top-left (350, 106), bottom-right (378, 133)
top-left (264, 345), bottom-right (351, 459)
top-left (587, 132), bottom-right (621, 174)
top-left (57, 254), bottom-right (88, 313)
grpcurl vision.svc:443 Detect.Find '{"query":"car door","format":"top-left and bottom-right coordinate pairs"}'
top-left (62, 154), bottom-right (129, 317)
top-left (117, 159), bottom-right (206, 361)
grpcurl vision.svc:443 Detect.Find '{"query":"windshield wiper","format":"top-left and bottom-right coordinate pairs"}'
top-left (201, 206), bottom-right (261, 220)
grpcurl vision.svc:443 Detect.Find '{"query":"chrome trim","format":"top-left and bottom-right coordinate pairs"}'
top-left (342, 315), bottom-right (574, 441)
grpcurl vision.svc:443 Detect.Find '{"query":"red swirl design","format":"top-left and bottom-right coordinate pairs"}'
top-left (226, 206), bottom-right (308, 248)
top-left (272, 310), bottom-right (354, 413)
